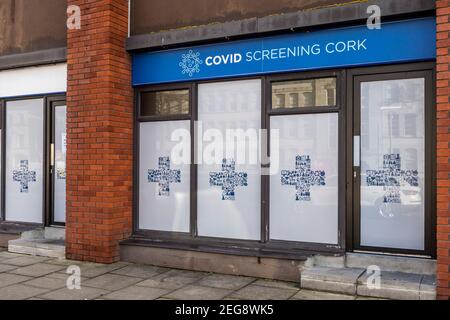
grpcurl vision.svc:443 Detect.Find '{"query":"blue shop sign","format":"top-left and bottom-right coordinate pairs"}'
top-left (132, 18), bottom-right (436, 86)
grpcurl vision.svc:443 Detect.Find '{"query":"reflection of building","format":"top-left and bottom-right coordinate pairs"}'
top-left (142, 90), bottom-right (189, 115)
top-left (361, 79), bottom-right (424, 174)
top-left (272, 78), bottom-right (336, 109)
top-left (279, 114), bottom-right (338, 176)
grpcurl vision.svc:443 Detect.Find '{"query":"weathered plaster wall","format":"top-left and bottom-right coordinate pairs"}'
top-left (0, 0), bottom-right (67, 56)
top-left (130, 0), bottom-right (361, 35)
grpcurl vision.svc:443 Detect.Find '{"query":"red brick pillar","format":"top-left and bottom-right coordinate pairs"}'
top-left (437, 0), bottom-right (450, 300)
top-left (66, 0), bottom-right (133, 263)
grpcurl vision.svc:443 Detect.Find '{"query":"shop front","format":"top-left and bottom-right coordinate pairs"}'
top-left (0, 64), bottom-right (67, 227)
top-left (128, 17), bottom-right (436, 259)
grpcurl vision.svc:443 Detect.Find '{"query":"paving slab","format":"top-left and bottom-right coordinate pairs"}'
top-left (356, 296), bottom-right (387, 300)
top-left (0, 284), bottom-right (49, 300)
top-left (46, 259), bottom-right (96, 267)
top-left (357, 271), bottom-right (422, 300)
top-left (75, 262), bottom-right (130, 278)
top-left (229, 285), bottom-right (298, 300)
top-left (111, 264), bottom-right (168, 279)
top-left (24, 276), bottom-right (69, 290)
top-left (291, 290), bottom-right (355, 300)
top-left (83, 273), bottom-right (142, 291)
top-left (0, 251), bottom-right (24, 260)
top-left (102, 285), bottom-right (170, 300)
top-left (253, 279), bottom-right (299, 290)
top-left (164, 285), bottom-right (232, 300)
top-left (137, 269), bottom-right (207, 290)
top-left (0, 273), bottom-right (32, 288)
top-left (39, 286), bottom-right (109, 300)
top-left (10, 263), bottom-right (65, 277)
top-left (44, 272), bottom-right (89, 286)
top-left (197, 274), bottom-right (255, 290)
top-left (301, 267), bottom-right (365, 295)
top-left (2, 255), bottom-right (50, 267)
top-left (0, 264), bottom-right (17, 273)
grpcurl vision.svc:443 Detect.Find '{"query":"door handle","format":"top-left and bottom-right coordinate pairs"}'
top-left (50, 143), bottom-right (55, 167)
top-left (353, 135), bottom-right (360, 167)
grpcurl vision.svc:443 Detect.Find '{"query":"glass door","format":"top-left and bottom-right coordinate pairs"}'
top-left (4, 98), bottom-right (45, 223)
top-left (353, 69), bottom-right (434, 255)
top-left (1, 96), bottom-right (66, 226)
top-left (49, 100), bottom-right (67, 226)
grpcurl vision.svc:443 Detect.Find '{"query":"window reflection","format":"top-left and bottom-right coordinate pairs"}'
top-left (140, 89), bottom-right (189, 116)
top-left (360, 78), bottom-right (425, 251)
top-left (272, 78), bottom-right (336, 109)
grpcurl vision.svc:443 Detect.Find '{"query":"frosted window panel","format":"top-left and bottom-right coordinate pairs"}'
top-left (139, 120), bottom-right (190, 232)
top-left (5, 99), bottom-right (44, 223)
top-left (270, 113), bottom-right (339, 244)
top-left (197, 80), bottom-right (261, 240)
top-left (54, 106), bottom-right (67, 224)
top-left (360, 78), bottom-right (425, 250)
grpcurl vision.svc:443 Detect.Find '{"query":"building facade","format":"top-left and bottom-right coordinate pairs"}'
top-left (0, 0), bottom-right (449, 299)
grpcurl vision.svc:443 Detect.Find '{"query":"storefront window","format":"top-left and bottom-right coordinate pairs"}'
top-left (272, 78), bottom-right (336, 109)
top-left (134, 65), bottom-right (433, 257)
top-left (138, 88), bottom-right (191, 232)
top-left (197, 79), bottom-right (261, 240)
top-left (139, 120), bottom-right (191, 233)
top-left (140, 89), bottom-right (189, 116)
top-left (270, 113), bottom-right (339, 244)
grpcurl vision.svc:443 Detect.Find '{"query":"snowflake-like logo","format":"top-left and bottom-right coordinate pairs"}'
top-left (179, 50), bottom-right (202, 77)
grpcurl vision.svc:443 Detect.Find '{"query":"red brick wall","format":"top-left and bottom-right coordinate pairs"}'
top-left (66, 0), bottom-right (133, 263)
top-left (437, 0), bottom-right (450, 300)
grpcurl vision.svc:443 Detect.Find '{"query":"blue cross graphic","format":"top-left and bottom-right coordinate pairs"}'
top-left (366, 154), bottom-right (419, 203)
top-left (12, 160), bottom-right (37, 193)
top-left (210, 159), bottom-right (248, 201)
top-left (281, 155), bottom-right (326, 201)
top-left (148, 157), bottom-right (181, 196)
top-left (57, 167), bottom-right (66, 180)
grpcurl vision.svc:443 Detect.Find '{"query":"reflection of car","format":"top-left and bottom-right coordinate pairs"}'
top-left (361, 173), bottom-right (423, 219)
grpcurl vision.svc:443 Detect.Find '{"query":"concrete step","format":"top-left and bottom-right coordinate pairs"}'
top-left (44, 227), bottom-right (65, 240)
top-left (305, 253), bottom-right (436, 275)
top-left (301, 267), bottom-right (365, 295)
top-left (300, 253), bottom-right (437, 300)
top-left (7, 226), bottom-right (66, 259)
top-left (346, 252), bottom-right (436, 276)
top-left (0, 233), bottom-right (20, 248)
top-left (8, 238), bottom-right (65, 259)
top-left (357, 270), bottom-right (436, 300)
top-left (20, 228), bottom-right (45, 240)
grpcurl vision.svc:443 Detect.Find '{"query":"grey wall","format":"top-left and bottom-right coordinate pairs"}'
top-left (0, 0), bottom-right (67, 56)
top-left (130, 0), bottom-right (358, 35)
